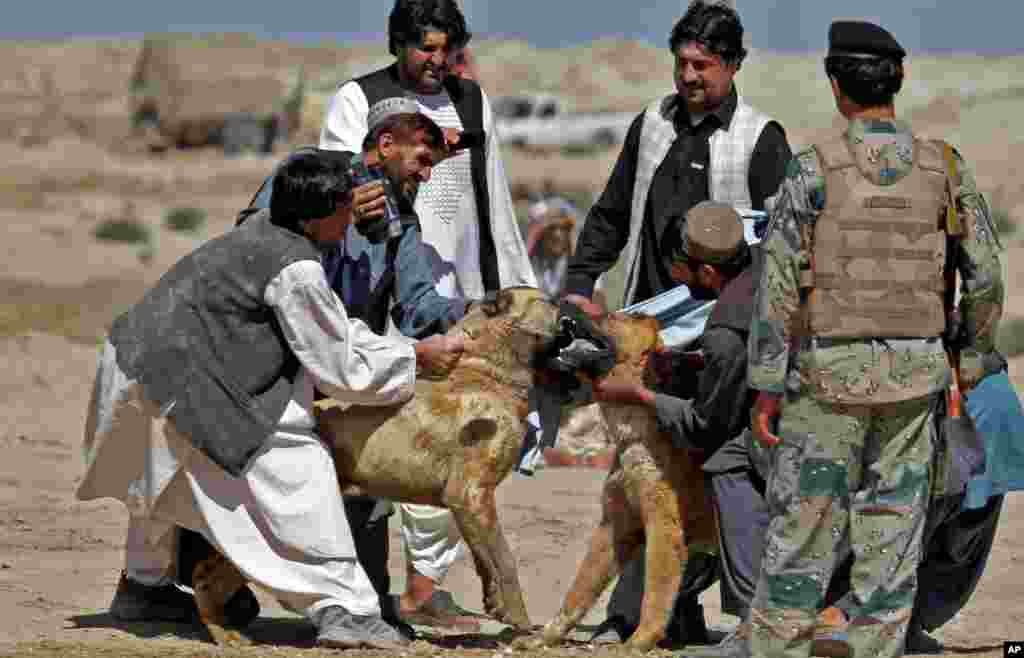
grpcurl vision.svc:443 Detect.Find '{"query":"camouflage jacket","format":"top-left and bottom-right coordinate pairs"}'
top-left (749, 118), bottom-right (1004, 401)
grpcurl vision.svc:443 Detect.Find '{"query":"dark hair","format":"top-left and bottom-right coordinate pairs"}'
top-left (362, 112), bottom-right (445, 153)
top-left (674, 247), bottom-right (750, 280)
top-left (669, 2), bottom-right (747, 66)
top-left (825, 55), bottom-right (904, 107)
top-left (269, 151), bottom-right (350, 234)
top-left (388, 0), bottom-right (471, 56)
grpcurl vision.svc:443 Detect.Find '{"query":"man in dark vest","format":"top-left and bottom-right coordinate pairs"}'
top-left (76, 146), bottom-right (465, 650)
top-left (587, 202), bottom-right (767, 650)
top-left (319, 0), bottom-right (536, 628)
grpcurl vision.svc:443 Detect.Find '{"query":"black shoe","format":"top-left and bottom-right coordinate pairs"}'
top-left (589, 614), bottom-right (635, 643)
top-left (664, 600), bottom-right (710, 647)
top-left (381, 595), bottom-right (417, 641)
top-left (224, 585), bottom-right (260, 628)
top-left (109, 571), bottom-right (198, 622)
top-left (905, 624), bottom-right (943, 655)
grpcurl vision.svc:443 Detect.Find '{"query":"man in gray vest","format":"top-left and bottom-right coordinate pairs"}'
top-left (568, 0), bottom-right (791, 643)
top-left (319, 0), bottom-right (535, 629)
top-left (746, 20), bottom-right (1004, 658)
top-left (76, 146), bottom-right (465, 650)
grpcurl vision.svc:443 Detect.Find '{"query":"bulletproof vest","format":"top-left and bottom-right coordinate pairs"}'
top-left (804, 135), bottom-right (948, 338)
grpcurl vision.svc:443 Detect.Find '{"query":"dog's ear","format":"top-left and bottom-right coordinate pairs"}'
top-left (457, 417), bottom-right (499, 446)
top-left (481, 289), bottom-right (514, 317)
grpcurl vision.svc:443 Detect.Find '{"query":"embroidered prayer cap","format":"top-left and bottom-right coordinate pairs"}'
top-left (828, 20), bottom-right (906, 60)
top-left (367, 96), bottom-right (426, 132)
top-left (671, 201), bottom-right (745, 266)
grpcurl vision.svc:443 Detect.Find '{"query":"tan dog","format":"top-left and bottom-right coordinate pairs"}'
top-left (527, 312), bottom-right (717, 651)
top-left (191, 287), bottom-right (565, 643)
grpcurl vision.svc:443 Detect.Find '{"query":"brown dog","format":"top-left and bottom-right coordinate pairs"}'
top-left (527, 312), bottom-right (717, 651)
top-left (191, 287), bottom-right (566, 643)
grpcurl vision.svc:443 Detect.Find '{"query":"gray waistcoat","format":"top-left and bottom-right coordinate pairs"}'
top-left (109, 212), bottom-right (321, 476)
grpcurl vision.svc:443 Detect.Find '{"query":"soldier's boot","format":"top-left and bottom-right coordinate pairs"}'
top-left (810, 606), bottom-right (850, 658)
top-left (904, 620), bottom-right (943, 655)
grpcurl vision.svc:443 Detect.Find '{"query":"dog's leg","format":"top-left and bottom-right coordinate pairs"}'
top-left (624, 480), bottom-right (685, 651)
top-left (442, 417), bottom-right (531, 630)
top-left (192, 549), bottom-right (251, 647)
top-left (448, 487), bottom-right (531, 630)
top-left (529, 479), bottom-right (642, 647)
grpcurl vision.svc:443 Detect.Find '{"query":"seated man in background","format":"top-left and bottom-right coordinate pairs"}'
top-left (75, 146), bottom-right (464, 651)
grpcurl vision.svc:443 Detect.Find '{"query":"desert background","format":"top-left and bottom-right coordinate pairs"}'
top-left (1, 33), bottom-right (1023, 658)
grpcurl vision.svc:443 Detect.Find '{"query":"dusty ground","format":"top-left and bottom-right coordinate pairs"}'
top-left (1, 38), bottom-right (1023, 658)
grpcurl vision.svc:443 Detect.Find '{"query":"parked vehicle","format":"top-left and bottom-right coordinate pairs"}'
top-left (493, 93), bottom-right (634, 150)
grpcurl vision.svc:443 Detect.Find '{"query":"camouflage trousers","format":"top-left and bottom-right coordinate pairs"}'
top-left (749, 392), bottom-right (935, 658)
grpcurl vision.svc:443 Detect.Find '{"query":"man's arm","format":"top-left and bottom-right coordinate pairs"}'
top-left (652, 327), bottom-right (750, 453)
top-left (950, 149), bottom-right (1005, 387)
top-left (747, 121), bottom-right (793, 209)
top-left (563, 113), bottom-right (645, 300)
top-left (266, 260), bottom-right (417, 406)
top-left (319, 81), bottom-right (369, 152)
top-left (390, 221), bottom-right (469, 338)
top-left (748, 149), bottom-right (822, 395)
top-left (480, 88), bottom-right (537, 288)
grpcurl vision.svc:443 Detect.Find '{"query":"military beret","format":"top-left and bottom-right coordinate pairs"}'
top-left (367, 96), bottom-right (432, 133)
top-left (670, 201), bottom-right (745, 266)
top-left (828, 20), bottom-right (906, 60)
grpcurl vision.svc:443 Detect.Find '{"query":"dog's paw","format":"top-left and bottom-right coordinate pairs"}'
top-left (202, 621), bottom-right (251, 647)
top-left (510, 633), bottom-right (549, 651)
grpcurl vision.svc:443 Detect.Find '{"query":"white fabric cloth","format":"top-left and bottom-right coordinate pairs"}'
top-left (319, 79), bottom-right (537, 300)
top-left (77, 258), bottom-right (419, 618)
top-left (399, 503), bottom-right (466, 582)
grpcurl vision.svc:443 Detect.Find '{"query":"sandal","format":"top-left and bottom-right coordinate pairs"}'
top-left (399, 590), bottom-right (483, 631)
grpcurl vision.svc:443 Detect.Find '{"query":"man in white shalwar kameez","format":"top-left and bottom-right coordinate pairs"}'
top-left (76, 136), bottom-right (464, 650)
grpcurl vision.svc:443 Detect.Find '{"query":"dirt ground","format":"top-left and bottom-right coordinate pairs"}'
top-left (0, 325), bottom-right (1021, 658)
top-left (2, 38), bottom-right (1024, 658)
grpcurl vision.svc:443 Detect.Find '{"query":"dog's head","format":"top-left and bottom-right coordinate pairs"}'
top-left (598, 312), bottom-right (662, 372)
top-left (457, 287), bottom-right (563, 371)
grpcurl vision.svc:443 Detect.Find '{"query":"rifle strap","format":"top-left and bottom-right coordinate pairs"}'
top-left (942, 141), bottom-right (964, 416)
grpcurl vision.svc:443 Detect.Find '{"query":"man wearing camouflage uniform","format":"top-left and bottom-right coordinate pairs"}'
top-left (746, 20), bottom-right (1004, 658)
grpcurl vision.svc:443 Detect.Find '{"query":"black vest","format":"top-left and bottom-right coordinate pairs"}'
top-left (109, 212), bottom-right (320, 476)
top-left (353, 65), bottom-right (500, 292)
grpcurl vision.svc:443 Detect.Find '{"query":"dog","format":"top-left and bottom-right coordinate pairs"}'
top-left (525, 311), bottom-right (717, 651)
top-left (190, 287), bottom-right (582, 644)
